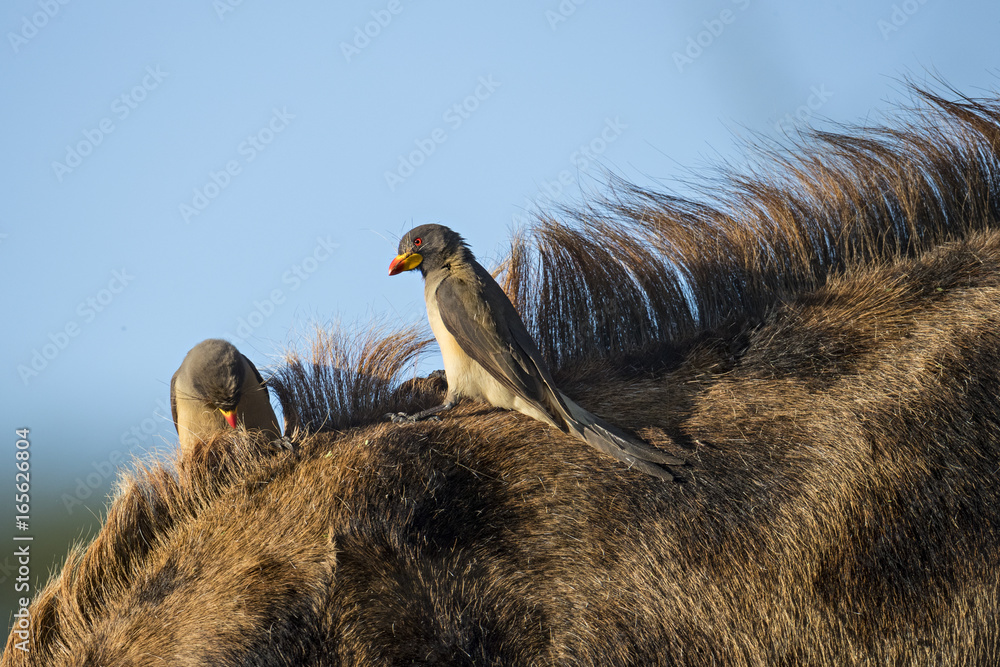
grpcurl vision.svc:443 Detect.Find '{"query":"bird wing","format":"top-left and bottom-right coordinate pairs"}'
top-left (169, 370), bottom-right (180, 434)
top-left (241, 354), bottom-right (268, 391)
top-left (435, 264), bottom-right (568, 416)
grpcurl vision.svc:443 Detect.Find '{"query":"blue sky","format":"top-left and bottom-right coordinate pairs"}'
top-left (2, 1), bottom-right (999, 539)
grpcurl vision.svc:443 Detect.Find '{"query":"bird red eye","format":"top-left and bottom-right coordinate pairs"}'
top-left (413, 237), bottom-right (422, 247)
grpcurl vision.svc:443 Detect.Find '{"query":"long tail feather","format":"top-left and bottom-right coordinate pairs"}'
top-left (558, 393), bottom-right (685, 479)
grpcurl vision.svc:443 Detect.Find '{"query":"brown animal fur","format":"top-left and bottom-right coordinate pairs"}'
top-left (6, 88), bottom-right (1000, 665)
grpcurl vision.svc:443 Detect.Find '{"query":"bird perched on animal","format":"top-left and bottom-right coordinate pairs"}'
top-left (171, 339), bottom-right (282, 455)
top-left (387, 223), bottom-right (684, 480)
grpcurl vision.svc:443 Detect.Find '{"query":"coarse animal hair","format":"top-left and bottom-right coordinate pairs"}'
top-left (501, 88), bottom-right (1000, 370)
top-left (267, 321), bottom-right (436, 434)
top-left (6, 86), bottom-right (1000, 666)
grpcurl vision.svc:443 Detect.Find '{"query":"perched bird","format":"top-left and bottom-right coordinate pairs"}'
top-left (387, 224), bottom-right (684, 480)
top-left (170, 339), bottom-right (282, 454)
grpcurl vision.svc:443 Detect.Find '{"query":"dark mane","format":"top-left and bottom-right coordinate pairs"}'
top-left (266, 321), bottom-right (437, 434)
top-left (502, 88), bottom-right (1000, 368)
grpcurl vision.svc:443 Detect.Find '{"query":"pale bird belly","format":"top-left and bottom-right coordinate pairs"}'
top-left (427, 308), bottom-right (483, 400)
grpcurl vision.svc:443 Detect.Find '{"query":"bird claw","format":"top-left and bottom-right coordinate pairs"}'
top-left (270, 436), bottom-right (296, 453)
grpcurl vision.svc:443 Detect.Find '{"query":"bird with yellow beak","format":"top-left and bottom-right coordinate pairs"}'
top-left (170, 339), bottom-right (281, 455)
top-left (388, 224), bottom-right (684, 480)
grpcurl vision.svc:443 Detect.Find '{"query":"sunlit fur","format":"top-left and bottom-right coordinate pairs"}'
top-left (6, 88), bottom-right (1000, 666)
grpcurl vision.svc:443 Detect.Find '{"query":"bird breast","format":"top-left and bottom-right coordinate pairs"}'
top-left (425, 277), bottom-right (479, 401)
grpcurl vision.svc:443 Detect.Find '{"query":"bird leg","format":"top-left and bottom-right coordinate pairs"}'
top-left (386, 400), bottom-right (456, 424)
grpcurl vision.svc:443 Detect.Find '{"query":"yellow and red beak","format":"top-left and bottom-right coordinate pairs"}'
top-left (388, 252), bottom-right (423, 276)
top-left (219, 409), bottom-right (237, 429)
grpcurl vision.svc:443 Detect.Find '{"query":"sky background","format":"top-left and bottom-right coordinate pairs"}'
top-left (2, 0), bottom-right (999, 638)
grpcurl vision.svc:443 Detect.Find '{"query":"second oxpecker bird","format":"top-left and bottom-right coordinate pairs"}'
top-left (388, 224), bottom-right (684, 480)
top-left (171, 339), bottom-right (282, 455)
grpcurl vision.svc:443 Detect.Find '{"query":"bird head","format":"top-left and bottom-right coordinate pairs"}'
top-left (389, 224), bottom-right (468, 276)
top-left (186, 339), bottom-right (246, 427)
